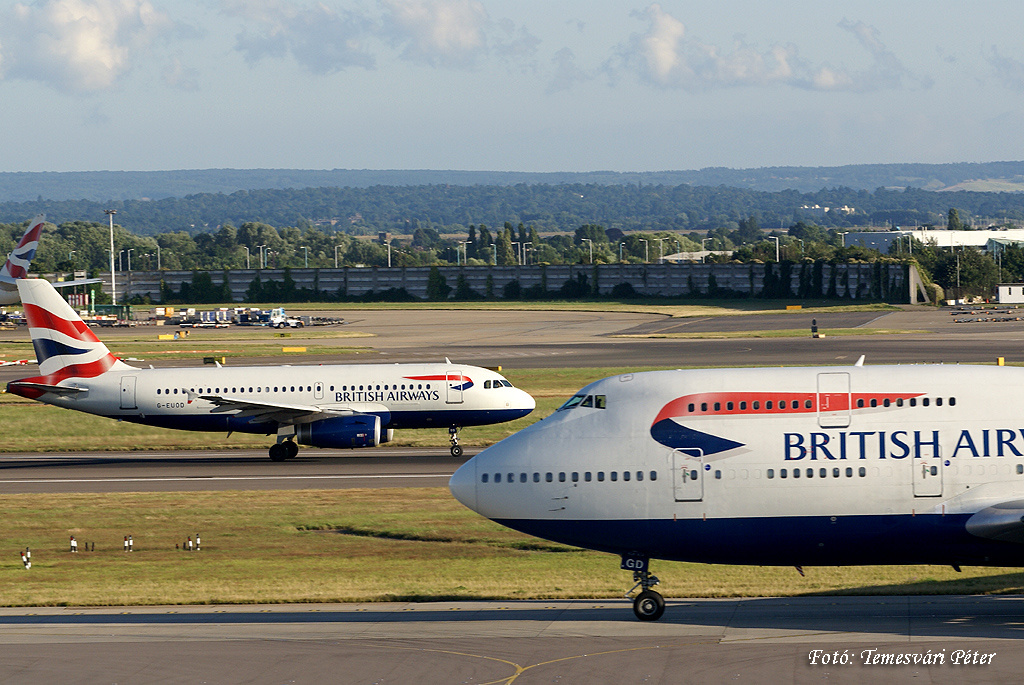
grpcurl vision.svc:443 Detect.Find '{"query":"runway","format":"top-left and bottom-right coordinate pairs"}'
top-left (1, 596), bottom-right (1021, 683)
top-left (0, 448), bottom-right (470, 493)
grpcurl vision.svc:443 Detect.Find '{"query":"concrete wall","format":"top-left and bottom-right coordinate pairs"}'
top-left (106, 262), bottom-right (915, 304)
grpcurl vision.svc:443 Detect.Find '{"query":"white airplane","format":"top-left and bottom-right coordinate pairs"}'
top-left (0, 215), bottom-right (46, 305)
top-left (450, 361), bottom-right (1024, 621)
top-left (7, 278), bottom-right (535, 460)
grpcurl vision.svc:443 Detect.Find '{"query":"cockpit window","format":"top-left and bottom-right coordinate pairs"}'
top-left (581, 395), bottom-right (594, 408)
top-left (484, 380), bottom-right (492, 389)
top-left (558, 394), bottom-right (587, 411)
top-left (595, 395), bottom-right (606, 409)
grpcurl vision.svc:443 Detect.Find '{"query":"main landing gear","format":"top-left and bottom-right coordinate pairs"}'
top-left (623, 553), bottom-right (664, 621)
top-left (449, 426), bottom-right (463, 458)
top-left (268, 439), bottom-right (299, 461)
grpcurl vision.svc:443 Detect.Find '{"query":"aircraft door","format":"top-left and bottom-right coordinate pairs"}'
top-left (817, 372), bottom-right (851, 428)
top-left (446, 370), bottom-right (465, 404)
top-left (120, 376), bottom-right (137, 410)
top-left (672, 449), bottom-right (704, 502)
top-left (913, 443), bottom-right (943, 497)
top-left (314, 382), bottom-right (324, 400)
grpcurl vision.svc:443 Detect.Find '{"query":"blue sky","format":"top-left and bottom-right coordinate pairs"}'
top-left (2, 0), bottom-right (1024, 173)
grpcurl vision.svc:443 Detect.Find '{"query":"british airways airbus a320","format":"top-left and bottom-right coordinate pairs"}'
top-left (451, 360), bottom-right (1024, 620)
top-left (8, 279), bottom-right (535, 460)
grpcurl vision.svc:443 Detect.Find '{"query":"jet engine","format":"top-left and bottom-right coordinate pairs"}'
top-left (296, 414), bottom-right (382, 448)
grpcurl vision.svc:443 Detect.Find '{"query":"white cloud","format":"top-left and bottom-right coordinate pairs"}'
top-left (986, 47), bottom-right (1024, 92)
top-left (225, 1), bottom-right (375, 73)
top-left (163, 55), bottom-right (199, 91)
top-left (381, 0), bottom-right (489, 67)
top-left (609, 4), bottom-right (927, 93)
top-left (546, 47), bottom-right (590, 94)
top-left (0, 0), bottom-right (174, 93)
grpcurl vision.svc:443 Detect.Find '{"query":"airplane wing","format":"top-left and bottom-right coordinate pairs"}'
top-left (52, 278), bottom-right (103, 289)
top-left (965, 500), bottom-right (1024, 544)
top-left (192, 392), bottom-right (390, 426)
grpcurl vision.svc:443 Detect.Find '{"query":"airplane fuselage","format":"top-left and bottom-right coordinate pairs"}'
top-left (451, 364), bottom-right (1024, 568)
top-left (23, 362), bottom-right (533, 439)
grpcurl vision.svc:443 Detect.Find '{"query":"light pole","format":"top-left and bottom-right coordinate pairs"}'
top-left (257, 245), bottom-right (267, 269)
top-left (653, 237), bottom-right (665, 264)
top-left (118, 250), bottom-right (124, 271)
top-left (523, 241), bottom-right (532, 265)
top-left (127, 248), bottom-right (133, 271)
top-left (334, 244), bottom-right (341, 268)
top-left (511, 241), bottom-right (520, 266)
top-left (301, 246), bottom-right (308, 268)
top-left (105, 209), bottom-right (116, 303)
top-left (619, 242), bottom-right (625, 262)
top-left (491, 243), bottom-right (496, 266)
top-left (460, 241), bottom-right (470, 265)
top-left (639, 239), bottom-right (648, 263)
top-left (770, 236), bottom-right (780, 262)
top-left (244, 246), bottom-right (250, 269)
top-left (387, 242), bottom-right (391, 268)
top-left (581, 238), bottom-right (593, 264)
top-left (156, 244), bottom-right (161, 270)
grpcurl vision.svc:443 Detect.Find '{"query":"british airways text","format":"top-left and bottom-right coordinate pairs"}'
top-left (335, 389), bottom-right (440, 403)
top-left (784, 429), bottom-right (1024, 460)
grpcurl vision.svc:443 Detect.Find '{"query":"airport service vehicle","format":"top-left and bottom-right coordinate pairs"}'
top-left (450, 361), bottom-right (1024, 620)
top-left (8, 279), bottom-right (535, 461)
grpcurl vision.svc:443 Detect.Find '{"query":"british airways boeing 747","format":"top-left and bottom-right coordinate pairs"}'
top-left (451, 361), bottom-right (1024, 620)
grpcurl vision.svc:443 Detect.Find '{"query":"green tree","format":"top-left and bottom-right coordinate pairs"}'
top-left (948, 208), bottom-right (964, 231)
top-left (426, 266), bottom-right (451, 300)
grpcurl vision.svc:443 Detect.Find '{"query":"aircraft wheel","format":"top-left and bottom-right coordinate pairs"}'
top-left (450, 445), bottom-right (464, 457)
top-left (269, 443), bottom-right (288, 461)
top-left (633, 590), bottom-right (665, 621)
top-left (284, 441), bottom-right (299, 459)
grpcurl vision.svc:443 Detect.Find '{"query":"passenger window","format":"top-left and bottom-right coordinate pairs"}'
top-left (779, 400), bottom-right (786, 409)
top-left (1018, 464), bottom-right (1023, 475)
top-left (558, 472), bottom-right (566, 482)
top-left (780, 468), bottom-right (787, 478)
top-left (571, 472), bottom-right (579, 482)
top-left (701, 402), bottom-right (707, 411)
top-left (520, 473), bottom-right (527, 483)
top-left (581, 396), bottom-right (594, 408)
top-left (950, 397), bottom-right (956, 406)
top-left (923, 398), bottom-right (930, 407)
top-left (611, 472), bottom-right (618, 482)
top-left (767, 469), bottom-right (774, 479)
top-left (793, 468), bottom-right (800, 479)
top-left (896, 398), bottom-right (903, 407)
top-left (714, 402), bottom-right (721, 411)
top-left (883, 399), bottom-right (890, 407)
top-left (936, 397), bottom-right (943, 407)
top-left (482, 473), bottom-right (489, 483)
top-left (598, 472), bottom-right (605, 482)
top-left (806, 468), bottom-right (813, 478)
top-left (727, 402), bottom-right (733, 411)
top-left (157, 389), bottom-right (161, 395)
top-left (585, 472), bottom-right (592, 482)
top-left (832, 468), bottom-right (839, 478)
top-left (753, 401), bottom-right (760, 410)
top-left (507, 473), bottom-right (514, 483)
top-left (766, 401), bottom-right (773, 409)
top-left (623, 471), bottom-right (631, 481)
top-left (650, 471), bottom-right (657, 481)
top-left (740, 401), bottom-right (747, 410)
top-left (857, 399), bottom-right (864, 408)
top-left (714, 470), bottom-right (721, 479)
top-left (910, 398), bottom-right (916, 406)
top-left (545, 473), bottom-right (553, 482)
top-left (637, 471), bottom-right (643, 481)
top-left (870, 399), bottom-right (877, 407)
top-left (533, 473), bottom-right (540, 482)
top-left (819, 468), bottom-right (826, 478)
top-left (495, 473), bottom-right (501, 483)
top-left (805, 399), bottom-right (812, 409)
top-left (846, 467), bottom-right (853, 477)
top-left (687, 403), bottom-right (695, 412)
top-left (595, 395), bottom-right (606, 409)
top-left (859, 467), bottom-right (866, 477)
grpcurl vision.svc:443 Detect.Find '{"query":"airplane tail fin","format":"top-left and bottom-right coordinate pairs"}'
top-left (0, 215), bottom-right (46, 293)
top-left (15, 278), bottom-right (131, 383)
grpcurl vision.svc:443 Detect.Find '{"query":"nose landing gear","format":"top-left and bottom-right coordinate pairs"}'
top-left (622, 553), bottom-right (664, 621)
top-left (449, 425), bottom-right (463, 457)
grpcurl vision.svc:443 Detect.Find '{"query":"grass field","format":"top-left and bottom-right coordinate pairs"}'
top-left (4, 488), bottom-right (1023, 607)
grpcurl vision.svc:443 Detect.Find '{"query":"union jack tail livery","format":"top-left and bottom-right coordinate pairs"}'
top-left (8, 278), bottom-right (130, 399)
top-left (0, 215), bottom-right (46, 305)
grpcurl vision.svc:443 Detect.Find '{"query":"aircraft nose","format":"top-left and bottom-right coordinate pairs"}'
top-left (518, 389), bottom-right (536, 411)
top-left (449, 458), bottom-right (477, 512)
